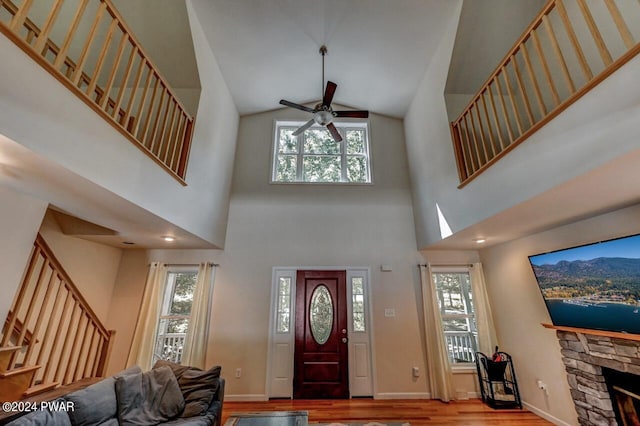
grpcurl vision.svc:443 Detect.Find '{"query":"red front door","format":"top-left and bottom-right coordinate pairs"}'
top-left (293, 270), bottom-right (349, 399)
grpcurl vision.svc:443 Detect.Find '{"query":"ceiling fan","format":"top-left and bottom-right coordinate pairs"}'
top-left (279, 45), bottom-right (369, 142)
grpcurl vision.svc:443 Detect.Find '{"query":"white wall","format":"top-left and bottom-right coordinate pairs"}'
top-left (0, 3), bottom-right (238, 248)
top-left (0, 187), bottom-right (48, 324)
top-left (480, 203), bottom-right (640, 425)
top-left (38, 211), bottom-right (123, 323)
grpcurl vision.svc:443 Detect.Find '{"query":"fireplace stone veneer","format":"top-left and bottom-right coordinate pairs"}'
top-left (557, 330), bottom-right (640, 426)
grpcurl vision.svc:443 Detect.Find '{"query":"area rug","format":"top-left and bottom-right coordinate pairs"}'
top-left (312, 423), bottom-right (410, 426)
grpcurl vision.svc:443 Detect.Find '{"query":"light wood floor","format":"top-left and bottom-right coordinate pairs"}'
top-left (221, 399), bottom-right (554, 425)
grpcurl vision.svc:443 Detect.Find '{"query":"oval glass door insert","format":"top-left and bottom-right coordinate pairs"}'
top-left (310, 284), bottom-right (333, 345)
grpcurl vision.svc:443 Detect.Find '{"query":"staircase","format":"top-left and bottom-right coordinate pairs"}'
top-left (0, 234), bottom-right (115, 401)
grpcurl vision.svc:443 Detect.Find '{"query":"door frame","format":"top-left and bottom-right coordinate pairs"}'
top-left (266, 266), bottom-right (376, 399)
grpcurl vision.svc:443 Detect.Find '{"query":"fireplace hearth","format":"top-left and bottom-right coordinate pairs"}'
top-left (556, 330), bottom-right (640, 426)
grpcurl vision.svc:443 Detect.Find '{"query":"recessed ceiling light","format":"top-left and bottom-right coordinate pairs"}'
top-left (474, 238), bottom-right (486, 244)
top-left (163, 236), bottom-right (176, 242)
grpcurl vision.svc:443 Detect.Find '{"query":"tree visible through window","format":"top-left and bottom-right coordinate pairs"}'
top-left (432, 271), bottom-right (478, 365)
top-left (272, 121), bottom-right (371, 183)
top-left (154, 269), bottom-right (197, 364)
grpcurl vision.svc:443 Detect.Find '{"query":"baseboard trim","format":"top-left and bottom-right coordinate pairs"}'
top-left (522, 401), bottom-right (573, 426)
top-left (224, 394), bottom-right (269, 402)
top-left (374, 392), bottom-right (431, 400)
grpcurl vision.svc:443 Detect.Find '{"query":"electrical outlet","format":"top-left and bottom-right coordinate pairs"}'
top-left (412, 367), bottom-right (420, 378)
top-left (235, 368), bottom-right (241, 378)
top-left (537, 379), bottom-right (548, 394)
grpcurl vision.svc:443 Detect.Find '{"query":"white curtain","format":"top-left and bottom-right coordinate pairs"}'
top-left (181, 262), bottom-right (216, 369)
top-left (469, 263), bottom-right (499, 356)
top-left (420, 265), bottom-right (456, 402)
top-left (127, 262), bottom-right (167, 370)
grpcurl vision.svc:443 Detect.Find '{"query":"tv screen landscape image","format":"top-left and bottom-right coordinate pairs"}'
top-left (529, 234), bottom-right (640, 335)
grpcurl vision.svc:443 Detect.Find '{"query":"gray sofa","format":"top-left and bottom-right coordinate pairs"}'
top-left (5, 364), bottom-right (224, 426)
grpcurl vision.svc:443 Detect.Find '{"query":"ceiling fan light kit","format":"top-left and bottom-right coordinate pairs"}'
top-left (279, 45), bottom-right (369, 142)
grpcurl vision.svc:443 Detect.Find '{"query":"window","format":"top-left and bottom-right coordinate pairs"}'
top-left (272, 121), bottom-right (371, 183)
top-left (432, 270), bottom-right (478, 365)
top-left (154, 269), bottom-right (197, 364)
top-left (351, 277), bottom-right (366, 332)
top-left (276, 277), bottom-right (291, 333)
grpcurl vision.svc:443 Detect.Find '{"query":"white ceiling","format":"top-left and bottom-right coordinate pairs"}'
top-left (193, 0), bottom-right (461, 117)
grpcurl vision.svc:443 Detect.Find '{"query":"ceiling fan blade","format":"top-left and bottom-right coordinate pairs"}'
top-left (334, 110), bottom-right (369, 118)
top-left (292, 119), bottom-right (315, 136)
top-left (280, 99), bottom-right (315, 113)
top-left (326, 123), bottom-right (342, 142)
top-left (322, 81), bottom-right (337, 107)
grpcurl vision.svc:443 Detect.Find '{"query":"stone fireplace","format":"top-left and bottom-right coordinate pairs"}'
top-left (557, 330), bottom-right (640, 426)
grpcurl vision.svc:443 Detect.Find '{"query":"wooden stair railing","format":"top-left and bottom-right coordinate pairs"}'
top-left (450, 0), bottom-right (640, 187)
top-left (0, 234), bottom-right (115, 399)
top-left (0, 0), bottom-right (194, 183)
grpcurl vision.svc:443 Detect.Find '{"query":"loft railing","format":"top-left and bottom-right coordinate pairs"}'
top-left (0, 0), bottom-right (194, 183)
top-left (1, 234), bottom-right (115, 388)
top-left (450, 0), bottom-right (640, 187)
top-left (445, 331), bottom-right (477, 363)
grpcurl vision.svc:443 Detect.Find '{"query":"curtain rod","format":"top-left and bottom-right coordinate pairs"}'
top-left (150, 262), bottom-right (219, 267)
top-left (418, 263), bottom-right (474, 268)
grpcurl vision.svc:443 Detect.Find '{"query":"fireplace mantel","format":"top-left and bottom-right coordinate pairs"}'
top-left (542, 323), bottom-right (640, 342)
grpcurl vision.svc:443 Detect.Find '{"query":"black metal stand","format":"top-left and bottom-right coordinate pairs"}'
top-left (475, 351), bottom-right (522, 409)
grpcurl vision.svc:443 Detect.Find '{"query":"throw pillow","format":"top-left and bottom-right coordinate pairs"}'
top-left (115, 365), bottom-right (185, 425)
top-left (153, 360), bottom-right (221, 418)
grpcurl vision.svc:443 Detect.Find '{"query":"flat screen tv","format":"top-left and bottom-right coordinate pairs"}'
top-left (529, 234), bottom-right (640, 335)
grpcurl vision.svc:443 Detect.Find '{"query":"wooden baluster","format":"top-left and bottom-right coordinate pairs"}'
top-left (71, 2), bottom-right (107, 86)
top-left (149, 82), bottom-right (171, 151)
top-left (96, 330), bottom-right (116, 377)
top-left (86, 17), bottom-right (118, 98)
top-left (41, 291), bottom-right (72, 383)
top-left (8, 0), bottom-right (33, 32)
top-left (122, 53), bottom-right (146, 131)
top-left (469, 104), bottom-right (488, 164)
top-left (521, 43), bottom-right (547, 116)
top-left (99, 32), bottom-right (128, 110)
top-left (1, 246), bottom-right (40, 346)
top-left (577, 0), bottom-right (613, 66)
top-left (91, 338), bottom-right (104, 377)
top-left (141, 77), bottom-right (161, 148)
top-left (83, 328), bottom-right (98, 378)
top-left (157, 97), bottom-right (175, 159)
top-left (479, 92), bottom-right (497, 157)
top-left (474, 100), bottom-right (494, 160)
top-left (33, 0), bottom-right (64, 55)
top-left (22, 271), bottom-right (58, 369)
top-left (54, 300), bottom-right (79, 384)
top-left (54, 0), bottom-right (89, 71)
top-left (501, 66), bottom-right (524, 137)
top-left (177, 119), bottom-right (194, 178)
top-left (11, 261), bottom-right (50, 368)
top-left (112, 45), bottom-right (138, 121)
top-left (604, 0), bottom-right (634, 49)
top-left (132, 64), bottom-right (154, 138)
top-left (455, 120), bottom-right (473, 175)
top-left (170, 114), bottom-right (187, 171)
top-left (531, 29), bottom-right (561, 107)
top-left (35, 278), bottom-right (64, 374)
top-left (450, 123), bottom-right (469, 181)
top-left (511, 52), bottom-right (535, 128)
top-left (556, 0), bottom-right (593, 80)
top-left (64, 313), bottom-right (87, 384)
top-left (73, 315), bottom-right (92, 381)
top-left (462, 114), bottom-right (481, 171)
top-left (486, 85), bottom-right (506, 152)
top-left (543, 14), bottom-right (575, 94)
top-left (161, 101), bottom-right (179, 163)
top-left (493, 75), bottom-right (516, 144)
